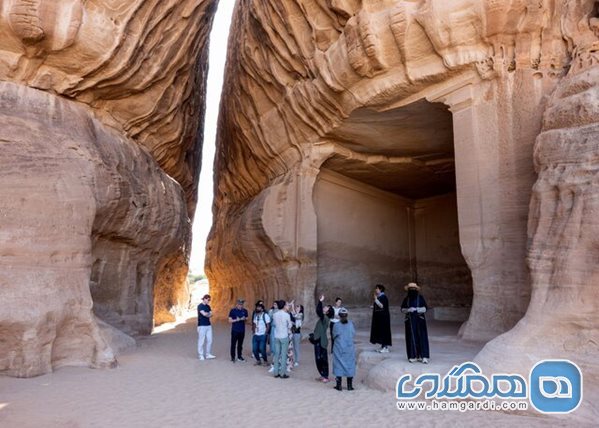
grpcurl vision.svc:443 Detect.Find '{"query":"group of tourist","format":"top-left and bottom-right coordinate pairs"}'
top-left (196, 282), bottom-right (431, 390)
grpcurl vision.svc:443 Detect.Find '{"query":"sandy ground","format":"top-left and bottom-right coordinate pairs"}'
top-left (0, 316), bottom-right (581, 428)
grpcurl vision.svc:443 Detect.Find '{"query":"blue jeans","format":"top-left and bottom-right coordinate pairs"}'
top-left (273, 337), bottom-right (289, 376)
top-left (252, 334), bottom-right (267, 362)
top-left (292, 333), bottom-right (301, 363)
top-left (269, 327), bottom-right (276, 355)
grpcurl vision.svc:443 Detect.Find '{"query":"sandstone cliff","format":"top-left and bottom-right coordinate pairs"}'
top-left (0, 0), bottom-right (217, 376)
top-left (476, 18), bottom-right (599, 420)
top-left (209, 0), bottom-right (598, 420)
top-left (208, 0), bottom-right (583, 332)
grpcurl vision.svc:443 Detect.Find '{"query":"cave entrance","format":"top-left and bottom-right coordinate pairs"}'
top-left (313, 99), bottom-right (472, 325)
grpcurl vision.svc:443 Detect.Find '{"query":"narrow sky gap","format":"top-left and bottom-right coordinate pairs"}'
top-left (189, 0), bottom-right (236, 274)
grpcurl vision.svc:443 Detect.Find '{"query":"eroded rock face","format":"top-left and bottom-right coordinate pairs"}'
top-left (0, 0), bottom-right (216, 211)
top-left (207, 0), bottom-right (582, 340)
top-left (0, 82), bottom-right (188, 375)
top-left (153, 251), bottom-right (192, 326)
top-left (208, 1), bottom-right (599, 419)
top-left (475, 33), bottom-right (599, 422)
top-left (0, 0), bottom-right (217, 376)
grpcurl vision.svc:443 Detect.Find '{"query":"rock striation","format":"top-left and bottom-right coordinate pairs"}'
top-left (0, 0), bottom-right (217, 376)
top-left (208, 0), bottom-right (599, 419)
top-left (475, 16), bottom-right (599, 420)
top-left (207, 0), bottom-right (582, 332)
top-left (0, 0), bottom-right (215, 211)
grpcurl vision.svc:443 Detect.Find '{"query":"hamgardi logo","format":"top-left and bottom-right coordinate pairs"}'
top-left (396, 359), bottom-right (583, 414)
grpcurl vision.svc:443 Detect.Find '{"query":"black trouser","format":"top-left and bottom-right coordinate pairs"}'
top-left (230, 331), bottom-right (245, 359)
top-left (313, 341), bottom-right (329, 378)
top-left (329, 323), bottom-right (335, 351)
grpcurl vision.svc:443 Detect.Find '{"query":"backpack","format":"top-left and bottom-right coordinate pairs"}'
top-left (254, 312), bottom-right (269, 334)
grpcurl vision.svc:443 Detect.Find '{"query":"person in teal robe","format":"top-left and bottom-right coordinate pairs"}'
top-left (332, 308), bottom-right (356, 391)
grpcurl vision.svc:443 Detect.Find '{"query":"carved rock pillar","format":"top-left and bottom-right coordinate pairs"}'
top-left (475, 45), bottom-right (599, 422)
top-left (436, 71), bottom-right (560, 341)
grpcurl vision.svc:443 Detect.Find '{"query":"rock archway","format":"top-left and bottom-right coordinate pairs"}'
top-left (313, 100), bottom-right (472, 322)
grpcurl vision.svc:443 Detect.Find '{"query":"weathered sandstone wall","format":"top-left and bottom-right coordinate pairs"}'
top-left (475, 18), bottom-right (599, 420)
top-left (313, 170), bottom-right (470, 308)
top-left (0, 0), bottom-right (215, 211)
top-left (413, 194), bottom-right (472, 309)
top-left (314, 169), bottom-right (412, 304)
top-left (0, 82), bottom-right (188, 375)
top-left (207, 0), bottom-right (580, 339)
top-left (0, 0), bottom-right (217, 376)
top-left (209, 0), bottom-right (598, 419)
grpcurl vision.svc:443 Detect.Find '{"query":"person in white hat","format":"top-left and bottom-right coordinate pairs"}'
top-left (401, 283), bottom-right (430, 364)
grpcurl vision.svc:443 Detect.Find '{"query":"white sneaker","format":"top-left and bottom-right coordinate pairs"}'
top-left (206, 354), bottom-right (216, 360)
top-left (198, 355), bottom-right (205, 361)
top-left (379, 347), bottom-right (390, 353)
top-left (408, 358), bottom-right (417, 363)
top-left (422, 358), bottom-right (429, 364)
top-left (268, 365), bottom-right (274, 373)
top-left (294, 362), bottom-right (299, 367)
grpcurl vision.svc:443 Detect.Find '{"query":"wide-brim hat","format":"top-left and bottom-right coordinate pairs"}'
top-left (404, 282), bottom-right (420, 291)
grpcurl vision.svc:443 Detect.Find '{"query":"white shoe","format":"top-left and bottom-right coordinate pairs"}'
top-left (422, 358), bottom-right (429, 364)
top-left (206, 354), bottom-right (216, 360)
top-left (294, 362), bottom-right (299, 367)
top-left (379, 347), bottom-right (390, 353)
top-left (198, 355), bottom-right (205, 361)
top-left (268, 365), bottom-right (274, 373)
top-left (408, 358), bottom-right (417, 363)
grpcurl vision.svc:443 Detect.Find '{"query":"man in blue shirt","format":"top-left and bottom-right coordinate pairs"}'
top-left (197, 294), bottom-right (216, 360)
top-left (228, 299), bottom-right (249, 362)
